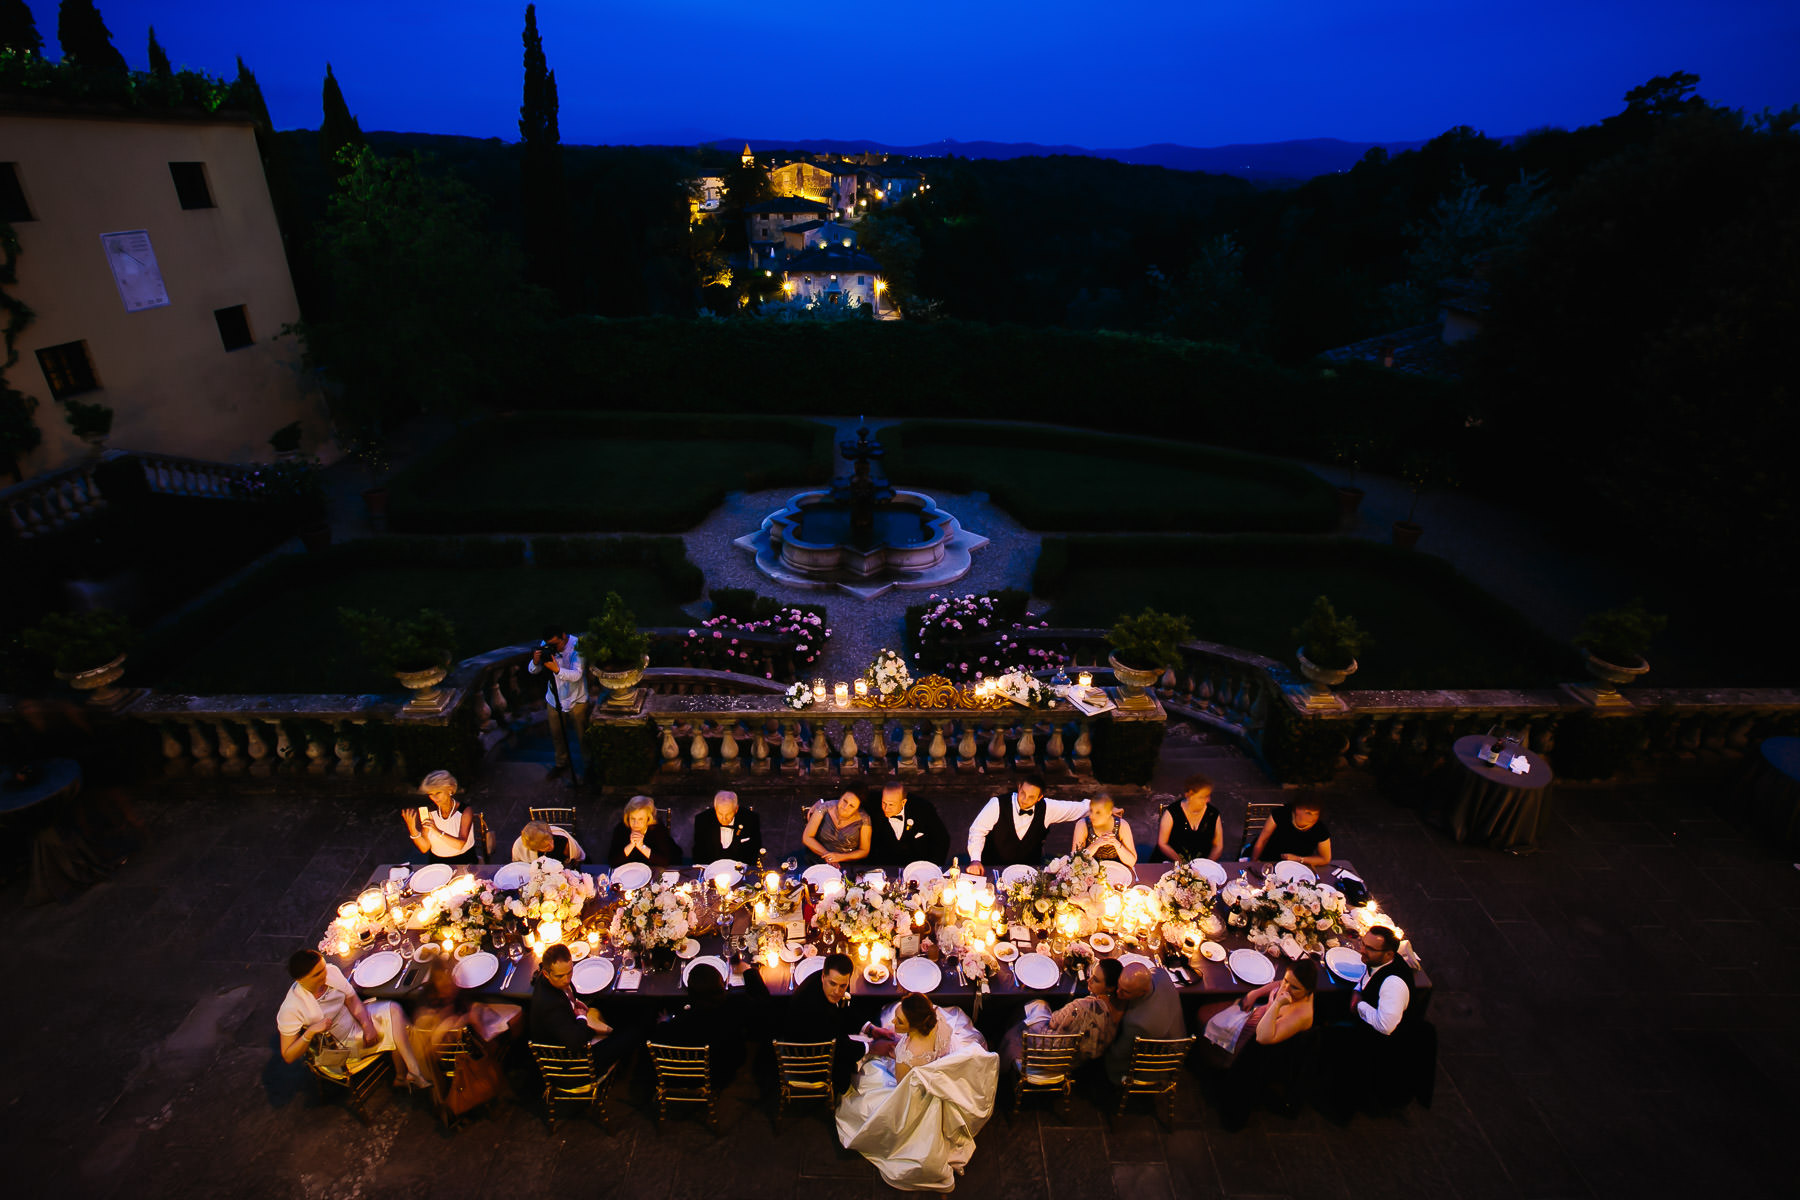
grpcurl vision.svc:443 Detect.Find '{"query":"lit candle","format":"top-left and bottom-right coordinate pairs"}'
top-left (1077, 672), bottom-right (1093, 689)
top-left (714, 874), bottom-right (731, 895)
top-left (440, 933), bottom-right (453, 952)
top-left (1103, 892), bottom-right (1122, 921)
top-left (764, 870), bottom-right (781, 892)
top-left (812, 678), bottom-right (826, 700)
top-left (587, 928), bottom-right (600, 947)
top-left (754, 899), bottom-right (768, 921)
top-left (834, 682), bottom-right (850, 706)
top-left (854, 678), bottom-right (868, 698)
top-left (336, 939), bottom-right (351, 957)
top-left (540, 919), bottom-right (562, 947)
top-left (913, 909), bottom-right (927, 929)
top-left (358, 888), bottom-right (385, 916)
top-left (763, 948), bottom-right (780, 969)
top-left (986, 931), bottom-right (997, 949)
top-left (337, 901), bottom-right (359, 924)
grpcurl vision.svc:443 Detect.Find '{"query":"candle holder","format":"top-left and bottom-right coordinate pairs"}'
top-left (1077, 671), bottom-right (1093, 689)
top-left (812, 678), bottom-right (827, 702)
top-left (834, 681), bottom-right (850, 707)
top-left (854, 678), bottom-right (869, 698)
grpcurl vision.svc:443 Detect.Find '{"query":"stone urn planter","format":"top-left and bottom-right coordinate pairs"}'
top-left (593, 655), bottom-right (650, 709)
top-left (395, 661), bottom-right (451, 713)
top-left (56, 653), bottom-right (128, 708)
top-left (1107, 653), bottom-right (1163, 710)
top-left (1583, 651), bottom-right (1649, 705)
top-left (1391, 520), bottom-right (1423, 550)
top-left (1296, 649), bottom-right (1358, 689)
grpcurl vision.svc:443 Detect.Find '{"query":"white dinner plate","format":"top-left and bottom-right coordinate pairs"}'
top-left (611, 862), bottom-right (653, 890)
top-left (351, 950), bottom-right (402, 988)
top-left (778, 943), bottom-right (804, 964)
top-left (902, 861), bottom-right (943, 887)
top-left (1100, 861), bottom-right (1134, 889)
top-left (1273, 860), bottom-right (1317, 883)
top-left (452, 950), bottom-right (499, 989)
top-left (1325, 946), bottom-right (1366, 983)
top-left (1228, 948), bottom-right (1276, 986)
top-left (894, 956), bottom-right (942, 994)
top-left (409, 863), bottom-right (453, 893)
top-left (1118, 952), bottom-right (1157, 973)
top-left (702, 859), bottom-right (743, 887)
top-left (859, 869), bottom-right (886, 887)
top-left (572, 957), bottom-right (615, 994)
top-left (492, 862), bottom-right (531, 890)
top-left (792, 956), bottom-right (825, 987)
top-left (802, 863), bottom-right (843, 888)
top-left (998, 864), bottom-right (1038, 887)
top-left (1013, 952), bottom-right (1061, 989)
top-left (1186, 859), bottom-right (1228, 887)
top-left (1200, 941), bottom-right (1227, 963)
top-left (1088, 932), bottom-right (1116, 955)
top-left (675, 938), bottom-right (701, 960)
top-left (682, 955), bottom-right (730, 987)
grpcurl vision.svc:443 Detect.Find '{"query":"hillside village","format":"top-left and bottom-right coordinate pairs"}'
top-left (689, 144), bottom-right (928, 317)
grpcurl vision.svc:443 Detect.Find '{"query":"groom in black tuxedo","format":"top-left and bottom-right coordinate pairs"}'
top-left (866, 782), bottom-right (949, 866)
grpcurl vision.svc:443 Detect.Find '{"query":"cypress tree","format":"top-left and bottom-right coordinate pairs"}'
top-left (146, 24), bottom-right (170, 78)
top-left (519, 4), bottom-right (570, 305)
top-left (56, 0), bottom-right (128, 74)
top-left (1, 0), bottom-right (44, 55)
top-left (320, 63), bottom-right (366, 179)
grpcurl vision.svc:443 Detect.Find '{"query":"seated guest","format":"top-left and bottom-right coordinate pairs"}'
top-left (1204, 961), bottom-right (1318, 1128)
top-left (1322, 926), bottom-right (1419, 1114)
top-left (402, 770), bottom-right (481, 863)
top-left (1198, 960), bottom-right (1318, 1056)
top-left (1156, 774), bottom-right (1224, 862)
top-left (1250, 800), bottom-right (1332, 868)
top-left (803, 790), bottom-right (872, 866)
top-left (408, 962), bottom-right (523, 1072)
top-left (607, 794), bottom-right (682, 868)
top-left (1071, 792), bottom-right (1138, 866)
top-left (692, 789), bottom-right (762, 863)
top-left (866, 782), bottom-right (949, 867)
top-left (1351, 926), bottom-right (1412, 1039)
top-left (277, 949), bottom-right (428, 1087)
top-left (778, 951), bottom-right (863, 1091)
top-left (966, 772), bottom-right (1091, 873)
top-left (1001, 958), bottom-right (1124, 1072)
top-left (1103, 961), bottom-right (1188, 1084)
top-left (512, 819), bottom-right (585, 865)
top-left (529, 944), bottom-right (642, 1075)
top-left (657, 960), bottom-right (770, 1083)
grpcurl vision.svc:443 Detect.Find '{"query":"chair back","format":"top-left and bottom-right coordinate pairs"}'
top-left (529, 1041), bottom-right (596, 1094)
top-left (773, 1040), bottom-right (837, 1091)
top-left (656, 807), bottom-right (675, 831)
top-left (432, 1025), bottom-right (473, 1083)
top-left (1238, 800), bottom-right (1282, 859)
top-left (529, 806), bottom-right (578, 829)
top-left (1124, 1036), bottom-right (1194, 1090)
top-left (648, 1041), bottom-right (711, 1096)
top-left (1020, 1030), bottom-right (1081, 1084)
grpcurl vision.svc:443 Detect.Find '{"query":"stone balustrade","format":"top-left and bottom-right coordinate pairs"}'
top-left (131, 451), bottom-right (261, 500)
top-left (1, 455), bottom-right (108, 539)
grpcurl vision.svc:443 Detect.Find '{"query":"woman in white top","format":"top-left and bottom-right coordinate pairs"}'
top-left (402, 770), bottom-right (478, 863)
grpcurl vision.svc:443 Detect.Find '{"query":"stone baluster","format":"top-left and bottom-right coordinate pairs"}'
top-left (720, 724), bottom-right (742, 773)
top-left (274, 722), bottom-right (298, 771)
top-left (810, 723), bottom-right (831, 772)
top-left (839, 724), bottom-right (860, 774)
top-left (188, 720), bottom-right (218, 775)
top-left (1072, 720), bottom-right (1093, 773)
top-left (898, 723), bottom-right (920, 774)
top-left (305, 725), bottom-right (331, 774)
top-left (750, 724), bottom-right (771, 773)
top-left (780, 721), bottom-right (801, 773)
top-left (956, 722), bottom-right (980, 772)
top-left (472, 683), bottom-right (493, 731)
top-left (688, 725), bottom-right (712, 771)
top-left (1015, 723), bottom-right (1038, 770)
top-left (159, 722), bottom-right (188, 776)
top-left (245, 720), bottom-right (272, 777)
top-left (1045, 722), bottom-right (1067, 774)
top-left (927, 721), bottom-right (950, 773)
top-left (334, 722), bottom-right (361, 775)
top-left (985, 723), bottom-right (1006, 766)
top-left (660, 722), bottom-right (682, 773)
top-left (868, 723), bottom-right (889, 776)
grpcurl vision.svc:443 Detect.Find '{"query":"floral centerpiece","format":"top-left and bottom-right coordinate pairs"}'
top-left (503, 857), bottom-right (598, 937)
top-left (425, 879), bottom-right (501, 948)
top-left (608, 878), bottom-right (697, 961)
top-left (863, 647), bottom-right (913, 697)
top-left (811, 882), bottom-right (903, 945)
top-left (1153, 860), bottom-right (1223, 942)
top-left (993, 668), bottom-right (1052, 708)
top-left (1221, 877), bottom-right (1352, 957)
top-left (1006, 851), bottom-right (1108, 933)
top-left (784, 681), bottom-right (815, 710)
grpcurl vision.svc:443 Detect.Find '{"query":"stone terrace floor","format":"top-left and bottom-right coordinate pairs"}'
top-left (2, 726), bottom-right (1796, 1199)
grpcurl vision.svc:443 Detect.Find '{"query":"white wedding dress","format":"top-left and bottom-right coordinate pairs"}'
top-left (835, 1003), bottom-right (999, 1192)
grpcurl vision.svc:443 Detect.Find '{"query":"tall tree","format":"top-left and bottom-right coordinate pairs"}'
top-left (519, 5), bottom-right (570, 305)
top-left (1, 0), bottom-right (43, 55)
top-left (319, 63), bottom-right (365, 180)
top-left (56, 0), bottom-right (127, 73)
top-left (145, 23), bottom-right (170, 77)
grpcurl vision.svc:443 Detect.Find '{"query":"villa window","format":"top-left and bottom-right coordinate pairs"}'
top-left (168, 162), bottom-right (215, 210)
top-left (214, 305), bottom-right (254, 351)
top-left (36, 340), bottom-right (99, 399)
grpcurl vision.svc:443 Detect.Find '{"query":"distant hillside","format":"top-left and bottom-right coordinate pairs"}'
top-left (706, 136), bottom-right (1445, 182)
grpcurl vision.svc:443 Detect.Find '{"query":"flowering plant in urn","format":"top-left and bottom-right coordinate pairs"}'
top-left (863, 648), bottom-right (913, 697)
top-left (608, 879), bottom-right (697, 953)
top-left (1222, 876), bottom-right (1352, 957)
top-left (1154, 860), bottom-right (1223, 942)
top-left (812, 883), bottom-right (903, 944)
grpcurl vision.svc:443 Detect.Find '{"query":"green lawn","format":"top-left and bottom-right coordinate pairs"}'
top-left (883, 421), bottom-right (1338, 532)
top-left (387, 412), bottom-right (832, 533)
top-left (156, 561), bottom-right (695, 695)
top-left (1037, 536), bottom-right (1581, 690)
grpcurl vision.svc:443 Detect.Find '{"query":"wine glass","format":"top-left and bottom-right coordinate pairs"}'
top-left (386, 927), bottom-right (402, 949)
top-left (507, 942), bottom-right (523, 962)
top-left (398, 940), bottom-right (414, 962)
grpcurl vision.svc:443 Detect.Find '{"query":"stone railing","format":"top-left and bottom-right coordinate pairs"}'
top-left (2, 455), bottom-right (109, 539)
top-left (641, 627), bottom-right (818, 686)
top-left (131, 450), bottom-right (261, 499)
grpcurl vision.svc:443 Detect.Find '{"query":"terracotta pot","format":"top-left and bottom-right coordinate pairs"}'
top-left (1335, 486), bottom-right (1365, 517)
top-left (1107, 652), bottom-right (1163, 710)
top-left (1296, 649), bottom-right (1358, 688)
top-left (1392, 520), bottom-right (1423, 550)
top-left (593, 655), bottom-right (650, 707)
top-left (55, 652), bottom-right (128, 708)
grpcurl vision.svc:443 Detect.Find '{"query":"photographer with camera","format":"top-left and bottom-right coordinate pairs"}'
top-left (528, 625), bottom-right (589, 788)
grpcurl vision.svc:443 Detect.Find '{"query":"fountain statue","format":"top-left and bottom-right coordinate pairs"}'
top-left (734, 419), bottom-right (988, 599)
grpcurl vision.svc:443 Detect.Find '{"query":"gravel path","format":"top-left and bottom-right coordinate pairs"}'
top-left (680, 417), bottom-right (1042, 681)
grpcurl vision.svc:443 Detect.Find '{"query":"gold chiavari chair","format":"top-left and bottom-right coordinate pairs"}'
top-left (771, 1040), bottom-right (838, 1129)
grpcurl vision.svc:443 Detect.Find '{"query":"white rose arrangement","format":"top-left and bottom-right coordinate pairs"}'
top-left (812, 882), bottom-right (903, 944)
top-left (864, 648), bottom-right (913, 697)
top-left (608, 879), bottom-right (697, 952)
top-left (1154, 860), bottom-right (1223, 938)
top-left (784, 681), bottom-right (815, 710)
top-left (1222, 877), bottom-right (1351, 956)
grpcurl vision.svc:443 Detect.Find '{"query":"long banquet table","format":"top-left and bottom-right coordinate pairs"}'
top-left (327, 860), bottom-right (1431, 1027)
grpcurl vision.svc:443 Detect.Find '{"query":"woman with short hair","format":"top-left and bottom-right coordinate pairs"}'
top-left (402, 771), bottom-right (478, 863)
top-left (606, 794), bottom-right (681, 867)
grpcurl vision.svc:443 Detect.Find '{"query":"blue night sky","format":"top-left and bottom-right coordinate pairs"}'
top-left (23, 1), bottom-right (1800, 147)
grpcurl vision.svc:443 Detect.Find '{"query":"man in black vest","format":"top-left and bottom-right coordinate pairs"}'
top-left (866, 782), bottom-right (949, 866)
top-left (1324, 924), bottom-right (1419, 1113)
top-left (691, 789), bottom-right (762, 865)
top-left (966, 772), bottom-right (1091, 873)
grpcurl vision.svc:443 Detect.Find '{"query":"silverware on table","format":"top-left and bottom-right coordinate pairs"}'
top-left (501, 961), bottom-right (517, 989)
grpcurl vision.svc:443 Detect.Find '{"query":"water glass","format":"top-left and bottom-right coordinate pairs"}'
top-left (399, 941), bottom-right (414, 961)
top-left (508, 942), bottom-right (523, 962)
top-left (386, 927), bottom-right (402, 949)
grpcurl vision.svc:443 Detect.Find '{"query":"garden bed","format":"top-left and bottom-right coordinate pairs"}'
top-left (880, 421), bottom-right (1338, 532)
top-left (1033, 535), bottom-right (1579, 690)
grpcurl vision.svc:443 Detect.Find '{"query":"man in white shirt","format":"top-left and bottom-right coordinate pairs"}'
top-left (966, 772), bottom-right (1090, 872)
top-left (528, 626), bottom-right (589, 786)
top-left (277, 949), bottom-right (426, 1086)
top-left (1352, 926), bottom-right (1411, 1036)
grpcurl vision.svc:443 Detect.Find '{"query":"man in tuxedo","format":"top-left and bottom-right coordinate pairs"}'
top-left (778, 952), bottom-right (864, 1091)
top-left (657, 960), bottom-right (771, 1083)
top-left (691, 789), bottom-right (762, 864)
top-left (1322, 925), bottom-right (1422, 1115)
top-left (530, 944), bottom-right (644, 1075)
top-left (866, 783), bottom-right (949, 866)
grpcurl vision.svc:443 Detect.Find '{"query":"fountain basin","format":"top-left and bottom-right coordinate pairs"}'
top-left (734, 489), bottom-right (989, 599)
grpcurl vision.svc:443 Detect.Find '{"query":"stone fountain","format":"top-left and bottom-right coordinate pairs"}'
top-left (734, 423), bottom-right (988, 599)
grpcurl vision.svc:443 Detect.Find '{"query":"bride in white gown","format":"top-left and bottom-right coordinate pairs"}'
top-left (836, 992), bottom-right (999, 1192)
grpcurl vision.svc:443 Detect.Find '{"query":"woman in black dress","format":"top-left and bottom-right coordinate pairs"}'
top-left (1156, 774), bottom-right (1224, 862)
top-left (607, 794), bottom-right (682, 867)
top-left (1251, 801), bottom-right (1332, 869)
